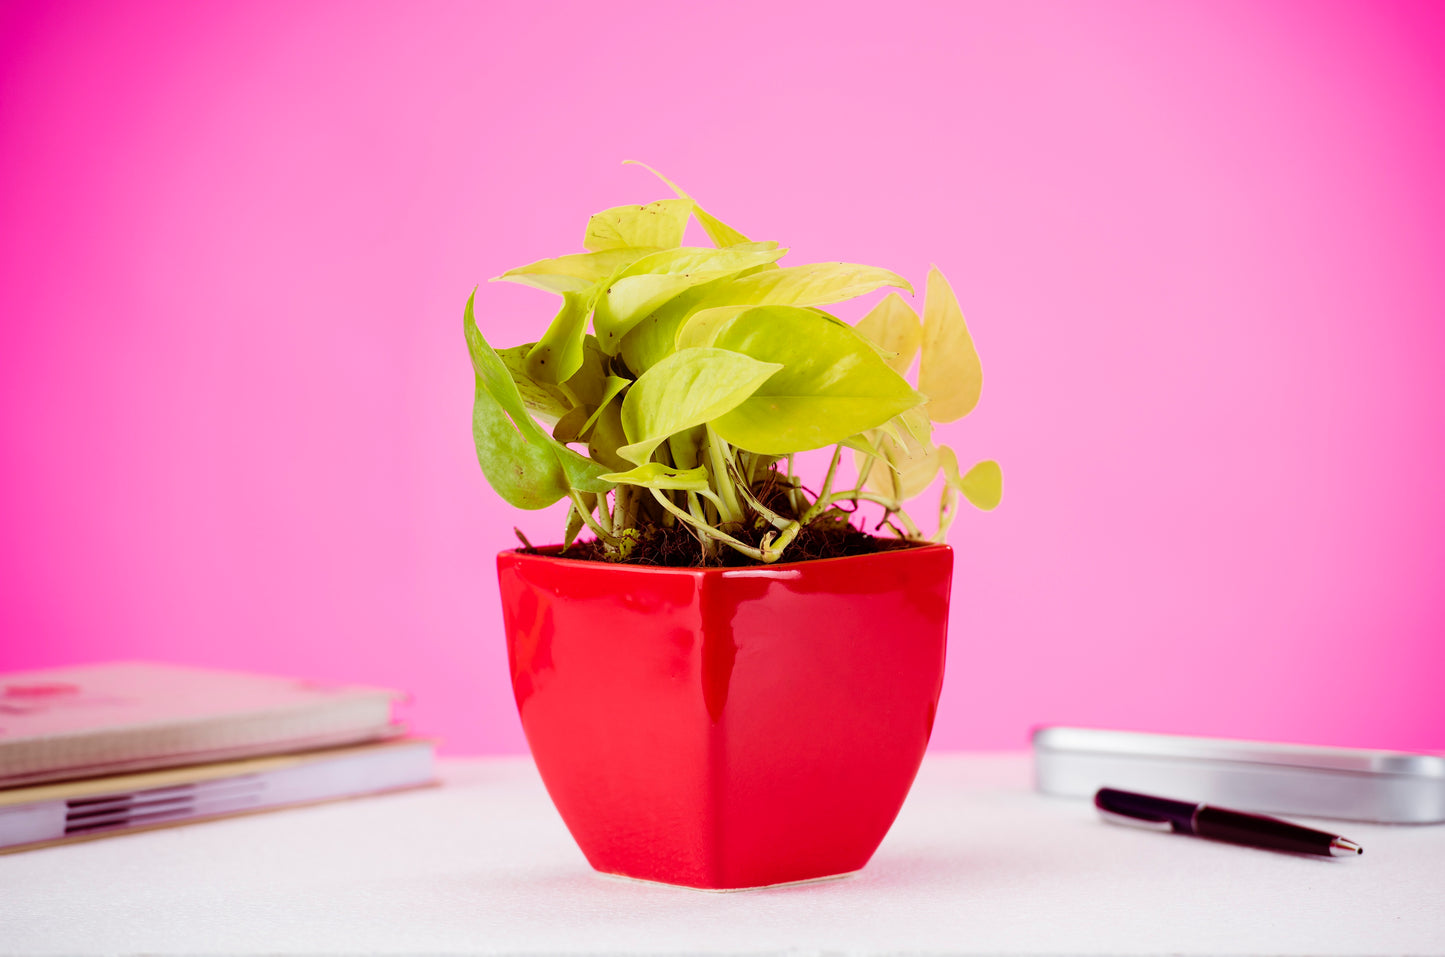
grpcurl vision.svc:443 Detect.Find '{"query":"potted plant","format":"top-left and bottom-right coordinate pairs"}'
top-left (465, 163), bottom-right (1001, 890)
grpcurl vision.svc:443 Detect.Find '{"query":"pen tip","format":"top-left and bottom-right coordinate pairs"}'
top-left (1329, 837), bottom-right (1363, 857)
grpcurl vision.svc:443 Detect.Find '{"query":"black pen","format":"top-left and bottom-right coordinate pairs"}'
top-left (1094, 787), bottom-right (1363, 857)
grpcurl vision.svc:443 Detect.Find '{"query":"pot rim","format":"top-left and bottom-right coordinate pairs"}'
top-left (498, 540), bottom-right (952, 577)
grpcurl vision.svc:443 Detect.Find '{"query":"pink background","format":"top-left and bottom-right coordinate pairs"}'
top-left (2, 1), bottom-right (1442, 754)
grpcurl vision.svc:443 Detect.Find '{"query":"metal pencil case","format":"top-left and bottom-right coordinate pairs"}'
top-left (1032, 727), bottom-right (1445, 824)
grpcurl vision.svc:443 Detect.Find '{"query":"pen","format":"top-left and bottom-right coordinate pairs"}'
top-left (1094, 787), bottom-right (1363, 857)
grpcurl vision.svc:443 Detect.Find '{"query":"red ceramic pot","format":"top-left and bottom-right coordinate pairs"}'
top-left (496, 542), bottom-right (953, 890)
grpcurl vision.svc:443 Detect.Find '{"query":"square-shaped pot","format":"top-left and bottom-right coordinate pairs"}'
top-left (497, 542), bottom-right (952, 890)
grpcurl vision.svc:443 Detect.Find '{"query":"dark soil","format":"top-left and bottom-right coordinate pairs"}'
top-left (519, 516), bottom-right (918, 568)
top-left (515, 467), bottom-right (923, 567)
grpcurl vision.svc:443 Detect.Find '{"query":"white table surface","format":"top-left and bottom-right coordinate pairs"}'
top-left (1, 753), bottom-right (1441, 956)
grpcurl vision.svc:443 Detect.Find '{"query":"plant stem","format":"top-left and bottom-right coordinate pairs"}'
top-left (815, 488), bottom-right (924, 539)
top-left (569, 489), bottom-right (619, 545)
top-left (820, 446), bottom-right (843, 497)
top-left (694, 488), bottom-right (730, 515)
top-left (650, 488), bottom-right (770, 562)
top-left (889, 506), bottom-right (923, 538)
top-left (706, 427), bottom-right (743, 525)
top-left (758, 521), bottom-right (802, 561)
top-left (855, 453), bottom-right (876, 490)
top-left (784, 454), bottom-right (805, 514)
top-left (684, 491), bottom-right (716, 560)
top-left (815, 488), bottom-right (898, 512)
top-left (611, 484), bottom-right (629, 539)
top-left (934, 485), bottom-right (959, 543)
top-left (740, 451), bottom-right (758, 488)
top-left (799, 447), bottom-right (843, 525)
top-left (596, 488), bottom-right (613, 529)
top-left (733, 469), bottom-right (795, 530)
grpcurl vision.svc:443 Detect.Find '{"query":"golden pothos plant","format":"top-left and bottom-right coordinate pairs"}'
top-left (464, 163), bottom-right (1001, 564)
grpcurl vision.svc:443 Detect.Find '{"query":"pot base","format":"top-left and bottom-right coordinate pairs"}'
top-left (595, 869), bottom-right (860, 893)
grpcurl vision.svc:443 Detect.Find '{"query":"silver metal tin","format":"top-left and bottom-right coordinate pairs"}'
top-left (1033, 727), bottom-right (1445, 824)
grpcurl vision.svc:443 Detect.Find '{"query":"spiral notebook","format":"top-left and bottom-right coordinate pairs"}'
top-left (0, 662), bottom-right (403, 788)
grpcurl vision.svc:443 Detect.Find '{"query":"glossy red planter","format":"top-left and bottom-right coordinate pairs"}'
top-left (497, 543), bottom-right (952, 890)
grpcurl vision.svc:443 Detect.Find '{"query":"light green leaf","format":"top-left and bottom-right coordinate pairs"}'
top-left (586, 399), bottom-right (631, 472)
top-left (470, 374), bottom-right (567, 509)
top-left (918, 267), bottom-right (982, 422)
top-left (841, 433), bottom-right (883, 458)
top-left (551, 405), bottom-right (591, 445)
top-left (562, 336), bottom-right (610, 407)
top-left (700, 262), bottom-right (913, 310)
top-left (676, 301), bottom-right (852, 352)
top-left (465, 295), bottom-right (571, 508)
top-left (672, 304), bottom-right (752, 350)
top-left (959, 458), bottom-right (1003, 510)
top-left (875, 416), bottom-right (905, 447)
top-left (861, 407), bottom-right (939, 501)
top-left (695, 208), bottom-right (751, 249)
top-left (617, 266), bottom-right (771, 375)
top-left (855, 293), bottom-right (922, 377)
top-left (940, 447), bottom-right (1002, 511)
top-left (624, 160), bottom-right (752, 247)
top-left (494, 247), bottom-right (656, 294)
top-left (525, 289), bottom-right (596, 384)
top-left (899, 405), bottom-right (930, 444)
top-left (581, 375), bottom-right (630, 436)
top-left (464, 292), bottom-right (612, 504)
top-left (497, 344), bottom-right (570, 425)
top-left (552, 443), bottom-right (615, 498)
top-left (566, 340), bottom-right (632, 471)
top-left (841, 433), bottom-right (901, 475)
top-left (618, 347), bottom-right (783, 465)
top-left (593, 243), bottom-right (787, 353)
top-left (599, 462), bottom-right (710, 491)
top-left (563, 494), bottom-right (593, 549)
top-left (667, 426), bottom-right (706, 470)
top-left (584, 199), bottom-right (693, 252)
top-left (703, 306), bottom-right (925, 455)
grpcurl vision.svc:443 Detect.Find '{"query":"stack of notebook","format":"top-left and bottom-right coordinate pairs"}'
top-left (0, 662), bottom-right (436, 854)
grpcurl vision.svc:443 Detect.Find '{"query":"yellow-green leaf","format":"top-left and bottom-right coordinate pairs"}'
top-left (584, 199), bottom-right (693, 252)
top-left (586, 398), bottom-right (631, 472)
top-left (561, 336), bottom-right (609, 407)
top-left (624, 160), bottom-right (752, 247)
top-left (918, 267), bottom-right (982, 422)
top-left (694, 208), bottom-right (751, 249)
top-left (941, 447), bottom-right (1002, 510)
top-left (593, 243), bottom-right (786, 352)
top-left (840, 432), bottom-right (886, 461)
top-left (704, 306), bottom-right (925, 455)
top-left (959, 459), bottom-right (1002, 510)
top-left (599, 462), bottom-right (710, 492)
top-left (702, 262), bottom-right (913, 310)
top-left (496, 344), bottom-right (570, 425)
top-left (494, 247), bottom-right (656, 294)
top-left (563, 493), bottom-right (596, 549)
top-left (672, 304), bottom-right (752, 350)
top-left (854, 292), bottom-right (922, 377)
top-left (463, 291), bottom-right (612, 506)
top-left (859, 407), bottom-right (939, 501)
top-left (525, 289), bottom-right (595, 384)
top-left (617, 267), bottom-right (769, 375)
top-left (551, 405), bottom-right (591, 445)
top-left (580, 375), bottom-right (630, 435)
top-left (676, 302), bottom-right (857, 352)
top-left (618, 347), bottom-right (783, 465)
